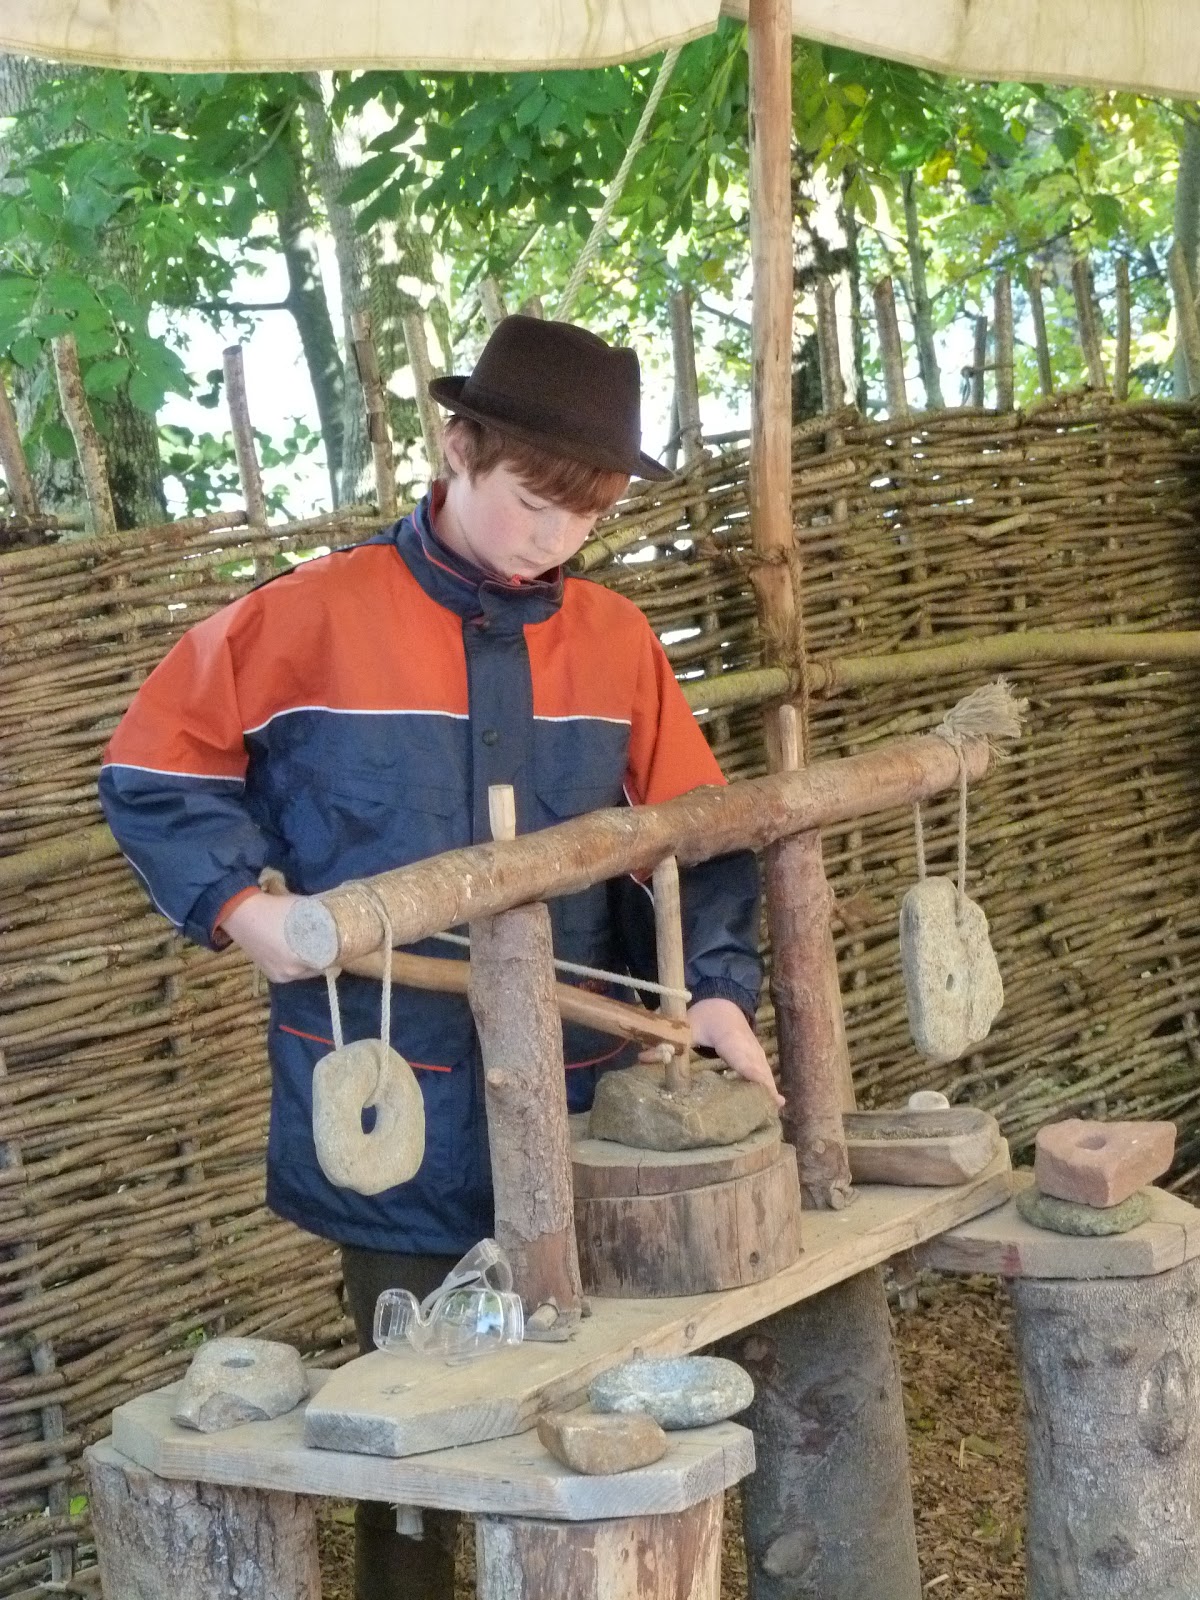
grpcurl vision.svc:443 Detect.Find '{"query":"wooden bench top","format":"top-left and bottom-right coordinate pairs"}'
top-left (110, 1372), bottom-right (754, 1520)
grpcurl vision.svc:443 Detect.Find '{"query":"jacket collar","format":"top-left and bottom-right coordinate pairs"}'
top-left (383, 486), bottom-right (564, 630)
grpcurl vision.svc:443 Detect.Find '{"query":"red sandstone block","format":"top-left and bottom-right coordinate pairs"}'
top-left (1034, 1119), bottom-right (1176, 1209)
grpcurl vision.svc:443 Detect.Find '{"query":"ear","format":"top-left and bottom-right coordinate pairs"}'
top-left (442, 424), bottom-right (469, 477)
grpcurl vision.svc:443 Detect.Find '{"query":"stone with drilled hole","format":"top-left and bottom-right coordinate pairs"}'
top-left (900, 877), bottom-right (1003, 1063)
top-left (587, 1063), bottom-right (776, 1152)
top-left (1034, 1118), bottom-right (1175, 1209)
top-left (589, 1356), bottom-right (753, 1429)
top-left (536, 1410), bottom-right (667, 1475)
top-left (1015, 1185), bottom-right (1151, 1237)
top-left (172, 1337), bottom-right (308, 1433)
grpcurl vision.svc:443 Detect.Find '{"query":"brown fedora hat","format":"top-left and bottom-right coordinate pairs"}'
top-left (428, 315), bottom-right (671, 482)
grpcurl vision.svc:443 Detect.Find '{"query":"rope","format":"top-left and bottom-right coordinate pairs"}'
top-left (556, 45), bottom-right (683, 320)
top-left (430, 929), bottom-right (691, 1003)
top-left (324, 968), bottom-right (344, 1051)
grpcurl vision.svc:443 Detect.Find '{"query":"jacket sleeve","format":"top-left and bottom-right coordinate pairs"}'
top-left (98, 599), bottom-right (272, 950)
top-left (617, 624), bottom-right (763, 1019)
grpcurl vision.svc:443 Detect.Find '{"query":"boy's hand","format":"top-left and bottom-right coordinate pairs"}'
top-left (220, 891), bottom-right (323, 984)
top-left (685, 997), bottom-right (785, 1110)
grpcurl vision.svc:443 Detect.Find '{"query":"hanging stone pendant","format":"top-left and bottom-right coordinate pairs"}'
top-left (899, 875), bottom-right (1003, 1063)
top-left (312, 1038), bottom-right (426, 1194)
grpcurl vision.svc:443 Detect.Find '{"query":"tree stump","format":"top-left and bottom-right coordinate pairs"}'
top-left (476, 1493), bottom-right (723, 1600)
top-left (86, 1440), bottom-right (320, 1600)
top-left (1011, 1256), bottom-right (1200, 1599)
top-left (727, 1268), bottom-right (921, 1600)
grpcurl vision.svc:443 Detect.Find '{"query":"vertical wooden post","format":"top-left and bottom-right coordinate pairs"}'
top-left (222, 344), bottom-right (268, 527)
top-left (402, 309), bottom-right (445, 473)
top-left (87, 1441), bottom-right (320, 1600)
top-left (1071, 256), bottom-right (1107, 390)
top-left (994, 271), bottom-right (1015, 411)
top-left (1114, 257), bottom-right (1132, 402)
top-left (477, 1495), bottom-right (723, 1600)
top-left (765, 707), bottom-right (854, 1207)
top-left (749, 0), bottom-right (852, 1210)
top-left (652, 854), bottom-right (692, 1094)
top-left (0, 374), bottom-right (37, 517)
top-left (969, 315), bottom-right (988, 408)
top-left (468, 784), bottom-right (583, 1319)
top-left (669, 288), bottom-right (704, 466)
top-left (815, 276), bottom-right (845, 412)
top-left (52, 334), bottom-right (117, 536)
top-left (350, 309), bottom-right (398, 518)
top-left (1028, 266), bottom-right (1055, 398)
top-left (872, 277), bottom-right (910, 419)
top-left (1169, 241), bottom-right (1200, 400)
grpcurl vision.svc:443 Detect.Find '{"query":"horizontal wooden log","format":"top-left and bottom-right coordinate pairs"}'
top-left (285, 731), bottom-right (990, 968)
top-left (346, 948), bottom-right (688, 1052)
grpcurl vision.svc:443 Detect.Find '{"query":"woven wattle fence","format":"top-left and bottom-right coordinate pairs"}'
top-left (3, 374), bottom-right (1200, 1586)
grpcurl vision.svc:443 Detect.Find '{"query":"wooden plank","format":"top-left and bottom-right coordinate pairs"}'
top-left (918, 1170), bottom-right (1200, 1280)
top-left (111, 1376), bottom-right (754, 1520)
top-left (301, 1154), bottom-right (1011, 1459)
top-left (571, 1118), bottom-right (781, 1200)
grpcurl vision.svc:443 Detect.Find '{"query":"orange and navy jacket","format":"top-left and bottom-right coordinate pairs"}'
top-left (99, 494), bottom-right (762, 1253)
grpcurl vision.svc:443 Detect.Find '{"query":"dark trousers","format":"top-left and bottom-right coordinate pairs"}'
top-left (341, 1247), bottom-right (462, 1600)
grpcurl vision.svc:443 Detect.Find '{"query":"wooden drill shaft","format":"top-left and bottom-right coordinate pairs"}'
top-left (285, 732), bottom-right (990, 969)
top-left (344, 947), bottom-right (690, 1053)
top-left (652, 854), bottom-right (691, 1093)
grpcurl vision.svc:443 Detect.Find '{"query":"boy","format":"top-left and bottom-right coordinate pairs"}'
top-left (100, 315), bottom-right (776, 1600)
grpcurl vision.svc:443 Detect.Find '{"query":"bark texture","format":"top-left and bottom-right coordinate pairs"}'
top-left (1011, 1257), bottom-right (1200, 1600)
top-left (728, 1269), bottom-right (921, 1600)
top-left (476, 1495), bottom-right (723, 1600)
top-left (86, 1441), bottom-right (320, 1600)
top-left (468, 900), bottom-right (583, 1317)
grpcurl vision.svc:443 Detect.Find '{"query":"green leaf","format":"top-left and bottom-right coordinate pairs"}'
top-left (43, 419), bottom-right (77, 459)
top-left (1053, 124), bottom-right (1086, 162)
top-left (514, 86), bottom-right (550, 129)
top-left (84, 355), bottom-right (132, 398)
top-left (41, 272), bottom-right (95, 312)
top-left (336, 151), bottom-right (402, 206)
top-left (252, 139), bottom-right (295, 213)
top-left (11, 334), bottom-right (42, 369)
top-left (1091, 192), bottom-right (1124, 237)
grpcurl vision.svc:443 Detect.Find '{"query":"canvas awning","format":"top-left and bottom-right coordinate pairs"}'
top-left (3, 0), bottom-right (1200, 94)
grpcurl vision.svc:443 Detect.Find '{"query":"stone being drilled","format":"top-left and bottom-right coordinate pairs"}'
top-left (1034, 1118), bottom-right (1175, 1209)
top-left (589, 1356), bottom-right (753, 1429)
top-left (536, 1411), bottom-right (668, 1475)
top-left (172, 1337), bottom-right (308, 1433)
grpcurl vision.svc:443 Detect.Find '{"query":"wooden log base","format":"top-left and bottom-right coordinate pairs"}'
top-left (476, 1493), bottom-right (724, 1600)
top-left (575, 1145), bottom-right (802, 1298)
top-left (843, 1108), bottom-right (1001, 1186)
top-left (587, 1062), bottom-right (778, 1152)
top-left (86, 1438), bottom-right (320, 1600)
top-left (571, 1116), bottom-right (782, 1199)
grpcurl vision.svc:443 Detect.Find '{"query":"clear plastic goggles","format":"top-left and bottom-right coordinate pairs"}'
top-left (373, 1238), bottom-right (524, 1364)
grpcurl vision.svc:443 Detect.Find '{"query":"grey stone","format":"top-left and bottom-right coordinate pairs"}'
top-left (536, 1410), bottom-right (668, 1474)
top-left (588, 1063), bottom-right (776, 1152)
top-left (1015, 1185), bottom-right (1152, 1237)
top-left (172, 1337), bottom-right (308, 1433)
top-left (312, 1039), bottom-right (425, 1195)
top-left (588, 1356), bottom-right (754, 1429)
top-left (900, 876), bottom-right (1004, 1064)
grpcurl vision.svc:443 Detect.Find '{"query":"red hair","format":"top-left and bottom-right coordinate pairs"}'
top-left (442, 416), bottom-right (629, 514)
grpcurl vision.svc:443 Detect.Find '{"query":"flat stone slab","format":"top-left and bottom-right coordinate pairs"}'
top-left (589, 1357), bottom-right (753, 1429)
top-left (918, 1171), bottom-right (1200, 1279)
top-left (843, 1108), bottom-right (1001, 1187)
top-left (588, 1063), bottom-right (777, 1152)
top-left (112, 1372), bottom-right (753, 1521)
top-left (536, 1411), bottom-right (667, 1475)
top-left (1034, 1118), bottom-right (1175, 1208)
top-left (1016, 1185), bottom-right (1151, 1236)
top-left (173, 1337), bottom-right (307, 1433)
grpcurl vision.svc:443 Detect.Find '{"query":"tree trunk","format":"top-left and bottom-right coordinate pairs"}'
top-left (1011, 1257), bottom-right (1200, 1599)
top-left (476, 1496), bottom-right (724, 1600)
top-left (728, 1269), bottom-right (921, 1600)
top-left (1173, 115), bottom-right (1200, 398)
top-left (276, 118), bottom-right (345, 505)
top-left (902, 173), bottom-right (944, 411)
top-left (86, 1440), bottom-right (321, 1600)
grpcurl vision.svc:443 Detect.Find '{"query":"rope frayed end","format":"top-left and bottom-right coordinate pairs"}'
top-left (935, 677), bottom-right (1027, 750)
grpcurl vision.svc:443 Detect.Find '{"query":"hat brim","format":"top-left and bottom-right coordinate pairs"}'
top-left (429, 374), bottom-right (673, 483)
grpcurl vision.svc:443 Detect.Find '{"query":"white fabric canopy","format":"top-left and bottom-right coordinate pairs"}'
top-left (3, 0), bottom-right (1199, 94)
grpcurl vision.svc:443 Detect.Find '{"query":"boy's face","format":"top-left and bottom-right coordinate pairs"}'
top-left (440, 437), bottom-right (610, 581)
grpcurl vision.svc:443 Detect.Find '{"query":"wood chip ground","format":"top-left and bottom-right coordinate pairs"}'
top-left (316, 1273), bottom-right (1024, 1599)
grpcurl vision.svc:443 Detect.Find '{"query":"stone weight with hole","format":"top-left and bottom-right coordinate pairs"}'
top-left (172, 1338), bottom-right (308, 1433)
top-left (899, 876), bottom-right (1003, 1063)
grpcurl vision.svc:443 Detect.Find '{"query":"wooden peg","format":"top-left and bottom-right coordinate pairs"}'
top-left (777, 702), bottom-right (802, 773)
top-left (350, 309), bottom-right (398, 519)
top-left (652, 854), bottom-right (691, 1094)
top-left (488, 783), bottom-right (517, 844)
top-left (222, 345), bottom-right (267, 527)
